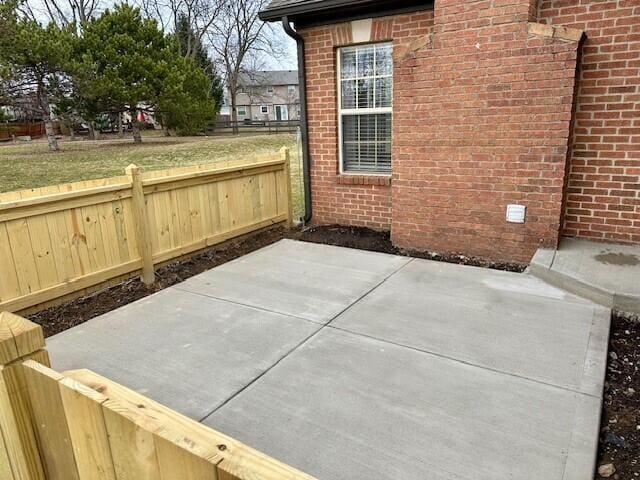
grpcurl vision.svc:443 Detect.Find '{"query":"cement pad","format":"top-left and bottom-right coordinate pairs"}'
top-left (174, 239), bottom-right (410, 324)
top-left (48, 287), bottom-right (321, 419)
top-left (530, 237), bottom-right (640, 313)
top-left (47, 240), bottom-right (610, 480)
top-left (206, 328), bottom-right (602, 480)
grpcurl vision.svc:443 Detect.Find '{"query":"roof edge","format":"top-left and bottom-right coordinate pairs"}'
top-left (259, 0), bottom-right (434, 26)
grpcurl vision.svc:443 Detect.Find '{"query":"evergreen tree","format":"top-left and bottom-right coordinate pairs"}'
top-left (158, 55), bottom-right (215, 135)
top-left (0, 14), bottom-right (74, 151)
top-left (78, 4), bottom-right (216, 142)
top-left (174, 13), bottom-right (223, 115)
top-left (78, 3), bottom-right (172, 143)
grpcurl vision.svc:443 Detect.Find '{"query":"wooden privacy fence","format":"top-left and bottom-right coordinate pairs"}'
top-left (0, 148), bottom-right (293, 313)
top-left (0, 122), bottom-right (62, 140)
top-left (0, 312), bottom-right (316, 480)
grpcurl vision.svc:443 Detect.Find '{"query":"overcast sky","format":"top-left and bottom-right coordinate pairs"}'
top-left (266, 32), bottom-right (298, 71)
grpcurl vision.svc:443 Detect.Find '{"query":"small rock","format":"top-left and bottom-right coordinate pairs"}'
top-left (598, 464), bottom-right (616, 478)
top-left (605, 432), bottom-right (627, 448)
top-left (610, 352), bottom-right (618, 360)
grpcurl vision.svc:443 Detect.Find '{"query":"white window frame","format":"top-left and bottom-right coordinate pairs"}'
top-left (260, 105), bottom-right (269, 114)
top-left (275, 104), bottom-right (289, 121)
top-left (236, 106), bottom-right (247, 116)
top-left (288, 85), bottom-right (296, 95)
top-left (337, 42), bottom-right (393, 176)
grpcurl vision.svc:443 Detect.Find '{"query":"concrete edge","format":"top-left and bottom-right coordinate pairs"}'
top-left (613, 292), bottom-right (640, 315)
top-left (579, 307), bottom-right (612, 398)
top-left (529, 252), bottom-right (615, 309)
top-left (562, 393), bottom-right (603, 480)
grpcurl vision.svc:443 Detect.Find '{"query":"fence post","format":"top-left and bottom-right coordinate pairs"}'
top-left (280, 147), bottom-right (294, 228)
top-left (0, 312), bottom-right (48, 480)
top-left (125, 164), bottom-right (155, 285)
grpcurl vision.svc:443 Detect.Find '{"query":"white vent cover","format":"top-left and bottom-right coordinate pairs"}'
top-left (506, 204), bottom-right (526, 224)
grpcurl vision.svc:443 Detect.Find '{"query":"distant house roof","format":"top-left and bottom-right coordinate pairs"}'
top-left (239, 70), bottom-right (299, 87)
top-left (259, 0), bottom-right (434, 27)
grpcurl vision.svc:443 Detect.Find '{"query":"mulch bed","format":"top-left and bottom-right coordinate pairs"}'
top-left (29, 227), bottom-right (285, 337)
top-left (288, 225), bottom-right (527, 272)
top-left (597, 311), bottom-right (639, 479)
top-left (26, 223), bottom-right (638, 478)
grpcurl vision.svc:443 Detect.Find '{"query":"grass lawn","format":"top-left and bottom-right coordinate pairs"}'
top-left (0, 133), bottom-right (305, 218)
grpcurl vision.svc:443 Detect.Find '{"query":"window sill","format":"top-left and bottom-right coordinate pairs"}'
top-left (337, 174), bottom-right (391, 186)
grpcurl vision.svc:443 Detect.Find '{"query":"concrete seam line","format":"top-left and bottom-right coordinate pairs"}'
top-left (198, 256), bottom-right (414, 423)
top-left (171, 286), bottom-right (323, 326)
top-left (323, 257), bottom-right (415, 330)
top-left (325, 324), bottom-right (603, 399)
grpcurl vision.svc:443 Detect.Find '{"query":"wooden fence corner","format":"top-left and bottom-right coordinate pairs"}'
top-left (0, 312), bottom-right (48, 480)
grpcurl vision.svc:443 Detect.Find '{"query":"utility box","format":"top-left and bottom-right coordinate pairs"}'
top-left (506, 204), bottom-right (526, 224)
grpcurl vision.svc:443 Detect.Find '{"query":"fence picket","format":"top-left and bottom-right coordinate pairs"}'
top-left (0, 154), bottom-right (290, 313)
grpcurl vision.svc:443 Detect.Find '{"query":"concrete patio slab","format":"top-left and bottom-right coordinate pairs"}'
top-left (174, 239), bottom-right (410, 324)
top-left (331, 258), bottom-right (610, 396)
top-left (205, 328), bottom-right (602, 480)
top-left (530, 237), bottom-right (640, 314)
top-left (47, 287), bottom-right (321, 419)
top-left (46, 240), bottom-right (610, 480)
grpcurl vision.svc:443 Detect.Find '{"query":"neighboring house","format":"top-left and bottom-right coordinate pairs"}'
top-left (260, 0), bottom-right (640, 262)
top-left (234, 70), bottom-right (300, 122)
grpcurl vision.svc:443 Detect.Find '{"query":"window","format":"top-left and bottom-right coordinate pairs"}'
top-left (237, 106), bottom-right (247, 116)
top-left (260, 105), bottom-right (269, 114)
top-left (275, 105), bottom-right (289, 121)
top-left (338, 42), bottom-right (392, 174)
top-left (267, 86), bottom-right (274, 93)
top-left (288, 85), bottom-right (296, 95)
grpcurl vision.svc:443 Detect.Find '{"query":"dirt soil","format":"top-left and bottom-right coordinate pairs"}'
top-left (597, 311), bottom-right (640, 480)
top-left (289, 225), bottom-right (528, 272)
top-left (29, 227), bottom-right (284, 337)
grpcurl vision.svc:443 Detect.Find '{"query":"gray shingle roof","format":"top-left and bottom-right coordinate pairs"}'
top-left (238, 70), bottom-right (299, 87)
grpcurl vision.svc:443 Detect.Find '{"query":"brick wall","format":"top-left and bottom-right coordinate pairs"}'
top-left (299, 0), bottom-right (639, 262)
top-left (538, 1), bottom-right (640, 244)
top-left (300, 11), bottom-right (434, 230)
top-left (391, 1), bottom-right (583, 262)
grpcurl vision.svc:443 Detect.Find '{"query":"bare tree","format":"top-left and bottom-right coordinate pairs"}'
top-left (18, 0), bottom-right (101, 29)
top-left (206, 0), bottom-right (285, 133)
top-left (136, 0), bottom-right (223, 56)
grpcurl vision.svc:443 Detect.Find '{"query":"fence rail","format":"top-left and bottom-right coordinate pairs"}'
top-left (0, 312), bottom-right (316, 480)
top-left (206, 119), bottom-right (300, 136)
top-left (0, 149), bottom-right (293, 313)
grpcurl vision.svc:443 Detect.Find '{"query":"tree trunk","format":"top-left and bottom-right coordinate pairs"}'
top-left (230, 88), bottom-right (239, 135)
top-left (37, 81), bottom-right (59, 152)
top-left (131, 109), bottom-right (142, 144)
top-left (68, 122), bottom-right (76, 141)
top-left (118, 113), bottom-right (124, 138)
top-left (44, 119), bottom-right (58, 151)
top-left (88, 122), bottom-right (96, 140)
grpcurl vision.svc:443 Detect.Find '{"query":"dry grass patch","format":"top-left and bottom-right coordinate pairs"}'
top-left (0, 133), bottom-right (304, 218)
